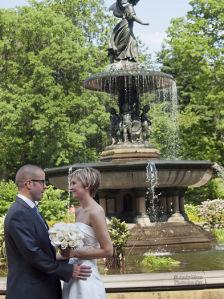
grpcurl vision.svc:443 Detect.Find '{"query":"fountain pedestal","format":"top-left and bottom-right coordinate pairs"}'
top-left (168, 212), bottom-right (185, 222)
top-left (100, 145), bottom-right (160, 161)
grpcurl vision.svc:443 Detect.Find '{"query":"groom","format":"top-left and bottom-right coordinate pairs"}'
top-left (4, 164), bottom-right (91, 299)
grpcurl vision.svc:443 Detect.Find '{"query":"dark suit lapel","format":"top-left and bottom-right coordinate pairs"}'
top-left (16, 196), bottom-right (56, 258)
top-left (39, 211), bottom-right (49, 230)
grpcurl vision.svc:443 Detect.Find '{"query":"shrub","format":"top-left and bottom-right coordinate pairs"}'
top-left (0, 181), bottom-right (18, 216)
top-left (140, 254), bottom-right (180, 271)
top-left (211, 229), bottom-right (224, 242)
top-left (39, 185), bottom-right (69, 222)
top-left (0, 180), bottom-right (71, 223)
top-left (0, 216), bottom-right (6, 266)
top-left (47, 212), bottom-right (75, 227)
top-left (185, 203), bottom-right (203, 223)
top-left (211, 179), bottom-right (224, 199)
top-left (106, 217), bottom-right (131, 269)
top-left (108, 217), bottom-right (130, 252)
top-left (198, 199), bottom-right (224, 229)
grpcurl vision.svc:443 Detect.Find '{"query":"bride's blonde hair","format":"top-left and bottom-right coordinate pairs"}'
top-left (70, 167), bottom-right (101, 197)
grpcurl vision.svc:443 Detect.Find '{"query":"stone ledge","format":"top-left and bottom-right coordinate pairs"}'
top-left (103, 270), bottom-right (224, 292)
top-left (1, 270), bottom-right (224, 295)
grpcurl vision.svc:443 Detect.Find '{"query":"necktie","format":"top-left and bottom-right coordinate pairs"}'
top-left (33, 206), bottom-right (48, 229)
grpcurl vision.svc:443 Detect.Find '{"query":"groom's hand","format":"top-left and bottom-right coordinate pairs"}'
top-left (72, 264), bottom-right (92, 280)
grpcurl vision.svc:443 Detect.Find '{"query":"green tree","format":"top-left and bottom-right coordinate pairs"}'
top-left (0, 1), bottom-right (111, 178)
top-left (157, 0), bottom-right (224, 163)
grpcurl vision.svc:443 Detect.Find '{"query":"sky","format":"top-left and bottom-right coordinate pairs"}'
top-left (0, 0), bottom-right (191, 57)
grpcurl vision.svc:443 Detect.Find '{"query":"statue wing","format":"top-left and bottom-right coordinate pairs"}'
top-left (109, 0), bottom-right (129, 18)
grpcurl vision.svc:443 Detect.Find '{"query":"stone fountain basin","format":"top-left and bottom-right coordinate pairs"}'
top-left (45, 160), bottom-right (214, 191)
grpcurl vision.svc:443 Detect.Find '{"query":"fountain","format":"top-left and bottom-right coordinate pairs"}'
top-left (45, 0), bottom-right (215, 251)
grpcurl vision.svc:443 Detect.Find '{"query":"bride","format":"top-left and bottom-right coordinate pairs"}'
top-left (62, 167), bottom-right (113, 299)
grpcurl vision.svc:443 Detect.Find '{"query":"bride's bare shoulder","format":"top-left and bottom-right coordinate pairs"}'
top-left (90, 203), bottom-right (105, 218)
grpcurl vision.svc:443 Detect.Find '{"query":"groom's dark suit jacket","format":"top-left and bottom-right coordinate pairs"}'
top-left (4, 197), bottom-right (73, 299)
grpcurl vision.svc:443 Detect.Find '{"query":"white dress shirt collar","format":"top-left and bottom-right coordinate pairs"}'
top-left (18, 193), bottom-right (36, 208)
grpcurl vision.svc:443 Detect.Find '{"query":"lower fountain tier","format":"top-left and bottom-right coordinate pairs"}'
top-left (127, 222), bottom-right (215, 251)
top-left (45, 159), bottom-right (213, 190)
top-left (45, 159), bottom-right (214, 251)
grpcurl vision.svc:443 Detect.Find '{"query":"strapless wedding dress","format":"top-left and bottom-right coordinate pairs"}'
top-left (62, 222), bottom-right (106, 299)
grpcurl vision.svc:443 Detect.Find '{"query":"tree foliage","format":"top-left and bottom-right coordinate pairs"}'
top-left (157, 0), bottom-right (224, 163)
top-left (0, 0), bottom-right (112, 178)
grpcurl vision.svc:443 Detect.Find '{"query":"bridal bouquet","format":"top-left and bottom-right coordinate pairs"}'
top-left (48, 222), bottom-right (84, 250)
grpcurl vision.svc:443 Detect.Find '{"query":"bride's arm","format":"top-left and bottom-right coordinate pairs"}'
top-left (69, 209), bottom-right (113, 259)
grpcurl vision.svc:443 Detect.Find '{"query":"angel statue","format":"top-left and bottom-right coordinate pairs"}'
top-left (108, 0), bottom-right (149, 63)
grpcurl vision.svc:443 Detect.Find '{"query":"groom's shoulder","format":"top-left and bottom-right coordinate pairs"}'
top-left (6, 199), bottom-right (30, 220)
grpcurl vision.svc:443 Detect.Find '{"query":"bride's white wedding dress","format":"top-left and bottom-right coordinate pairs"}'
top-left (62, 222), bottom-right (106, 299)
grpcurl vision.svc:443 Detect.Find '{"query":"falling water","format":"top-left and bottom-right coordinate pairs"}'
top-left (165, 80), bottom-right (180, 159)
top-left (84, 61), bottom-right (174, 94)
top-left (84, 61), bottom-right (180, 159)
top-left (146, 161), bottom-right (159, 222)
top-left (68, 166), bottom-right (73, 208)
top-left (144, 251), bottom-right (172, 257)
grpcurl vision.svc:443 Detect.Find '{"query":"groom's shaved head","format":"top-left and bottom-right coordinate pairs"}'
top-left (15, 164), bottom-right (43, 188)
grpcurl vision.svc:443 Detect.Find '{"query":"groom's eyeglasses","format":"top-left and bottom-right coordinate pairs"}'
top-left (30, 179), bottom-right (46, 186)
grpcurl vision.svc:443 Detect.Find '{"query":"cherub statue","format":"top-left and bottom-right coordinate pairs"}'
top-left (108, 0), bottom-right (149, 63)
top-left (109, 107), bottom-right (121, 145)
top-left (141, 104), bottom-right (151, 142)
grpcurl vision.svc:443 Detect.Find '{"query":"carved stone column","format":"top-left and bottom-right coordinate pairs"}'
top-left (106, 197), bottom-right (116, 217)
top-left (166, 195), bottom-right (172, 218)
top-left (168, 191), bottom-right (185, 222)
top-left (135, 191), bottom-right (151, 226)
top-left (179, 189), bottom-right (188, 220)
top-left (160, 195), bottom-right (168, 222)
top-left (116, 193), bottom-right (123, 215)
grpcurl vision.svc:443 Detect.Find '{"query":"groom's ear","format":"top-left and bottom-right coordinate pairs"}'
top-left (25, 180), bottom-right (32, 190)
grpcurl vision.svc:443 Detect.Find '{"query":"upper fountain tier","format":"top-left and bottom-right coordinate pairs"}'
top-left (84, 61), bottom-right (175, 95)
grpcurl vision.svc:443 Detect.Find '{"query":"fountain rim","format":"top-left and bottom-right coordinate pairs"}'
top-left (45, 160), bottom-right (214, 177)
top-left (84, 70), bottom-right (175, 90)
top-left (84, 70), bottom-right (174, 81)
